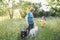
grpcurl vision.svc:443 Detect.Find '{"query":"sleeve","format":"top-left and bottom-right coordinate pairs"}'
top-left (25, 12), bottom-right (30, 25)
top-left (27, 12), bottom-right (30, 17)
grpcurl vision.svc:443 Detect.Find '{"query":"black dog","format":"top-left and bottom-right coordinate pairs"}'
top-left (20, 26), bottom-right (33, 40)
top-left (21, 28), bottom-right (28, 39)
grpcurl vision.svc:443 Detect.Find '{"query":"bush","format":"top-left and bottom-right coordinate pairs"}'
top-left (0, 11), bottom-right (7, 16)
top-left (56, 12), bottom-right (60, 17)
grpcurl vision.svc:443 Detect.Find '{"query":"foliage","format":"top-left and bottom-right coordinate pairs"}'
top-left (33, 3), bottom-right (42, 17)
top-left (0, 0), bottom-right (60, 18)
top-left (0, 0), bottom-right (34, 18)
top-left (46, 0), bottom-right (60, 17)
top-left (20, 2), bottom-right (34, 18)
top-left (0, 0), bottom-right (9, 16)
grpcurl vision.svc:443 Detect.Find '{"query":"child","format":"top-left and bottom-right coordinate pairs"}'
top-left (41, 16), bottom-right (46, 27)
top-left (25, 7), bottom-right (35, 31)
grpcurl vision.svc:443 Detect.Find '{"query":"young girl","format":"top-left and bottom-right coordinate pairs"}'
top-left (41, 16), bottom-right (46, 27)
top-left (25, 7), bottom-right (35, 31)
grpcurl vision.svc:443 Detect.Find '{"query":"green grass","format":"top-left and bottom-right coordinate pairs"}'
top-left (0, 17), bottom-right (60, 40)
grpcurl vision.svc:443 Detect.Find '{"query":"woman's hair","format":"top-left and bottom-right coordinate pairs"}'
top-left (29, 7), bottom-right (35, 12)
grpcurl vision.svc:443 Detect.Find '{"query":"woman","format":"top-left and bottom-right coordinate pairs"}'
top-left (25, 7), bottom-right (35, 31)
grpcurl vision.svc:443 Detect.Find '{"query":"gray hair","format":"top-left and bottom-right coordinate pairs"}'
top-left (30, 7), bottom-right (35, 11)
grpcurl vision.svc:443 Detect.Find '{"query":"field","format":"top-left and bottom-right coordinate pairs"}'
top-left (0, 17), bottom-right (60, 40)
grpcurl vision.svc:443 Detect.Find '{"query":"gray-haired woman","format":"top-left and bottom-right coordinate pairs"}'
top-left (25, 7), bottom-right (35, 31)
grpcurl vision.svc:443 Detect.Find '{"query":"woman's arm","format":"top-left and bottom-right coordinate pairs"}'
top-left (25, 15), bottom-right (28, 26)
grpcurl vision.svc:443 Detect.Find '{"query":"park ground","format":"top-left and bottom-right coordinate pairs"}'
top-left (0, 16), bottom-right (60, 40)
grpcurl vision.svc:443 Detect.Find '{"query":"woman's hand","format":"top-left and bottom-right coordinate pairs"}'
top-left (25, 15), bottom-right (28, 26)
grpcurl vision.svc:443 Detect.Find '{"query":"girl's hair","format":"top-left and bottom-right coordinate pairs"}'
top-left (42, 16), bottom-right (46, 21)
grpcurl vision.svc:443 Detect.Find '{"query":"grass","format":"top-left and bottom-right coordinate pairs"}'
top-left (0, 17), bottom-right (60, 40)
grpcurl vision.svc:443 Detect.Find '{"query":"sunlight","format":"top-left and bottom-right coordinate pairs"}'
top-left (15, 0), bottom-right (19, 4)
top-left (14, 9), bottom-right (20, 13)
top-left (40, 5), bottom-right (51, 11)
top-left (5, 0), bottom-right (9, 3)
top-left (23, 0), bottom-right (48, 4)
top-left (13, 9), bottom-right (22, 19)
top-left (5, 0), bottom-right (50, 11)
top-left (23, 0), bottom-right (50, 11)
top-left (5, 0), bottom-right (19, 7)
top-left (9, 1), bottom-right (12, 7)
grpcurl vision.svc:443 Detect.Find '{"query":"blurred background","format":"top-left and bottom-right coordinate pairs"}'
top-left (0, 0), bottom-right (60, 40)
top-left (0, 0), bottom-right (60, 19)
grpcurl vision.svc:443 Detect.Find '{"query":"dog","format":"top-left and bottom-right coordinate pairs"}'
top-left (20, 28), bottom-right (28, 39)
top-left (29, 26), bottom-right (38, 37)
top-left (20, 26), bottom-right (38, 40)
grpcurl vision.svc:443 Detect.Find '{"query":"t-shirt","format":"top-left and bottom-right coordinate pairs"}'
top-left (41, 20), bottom-right (46, 26)
top-left (27, 12), bottom-right (34, 24)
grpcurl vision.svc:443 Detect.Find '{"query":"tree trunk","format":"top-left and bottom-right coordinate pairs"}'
top-left (8, 9), bottom-right (13, 19)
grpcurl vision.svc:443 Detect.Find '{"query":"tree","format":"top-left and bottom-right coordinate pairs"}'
top-left (46, 0), bottom-right (60, 16)
top-left (33, 3), bottom-right (42, 17)
top-left (19, 1), bottom-right (34, 18)
top-left (0, 0), bottom-right (8, 16)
